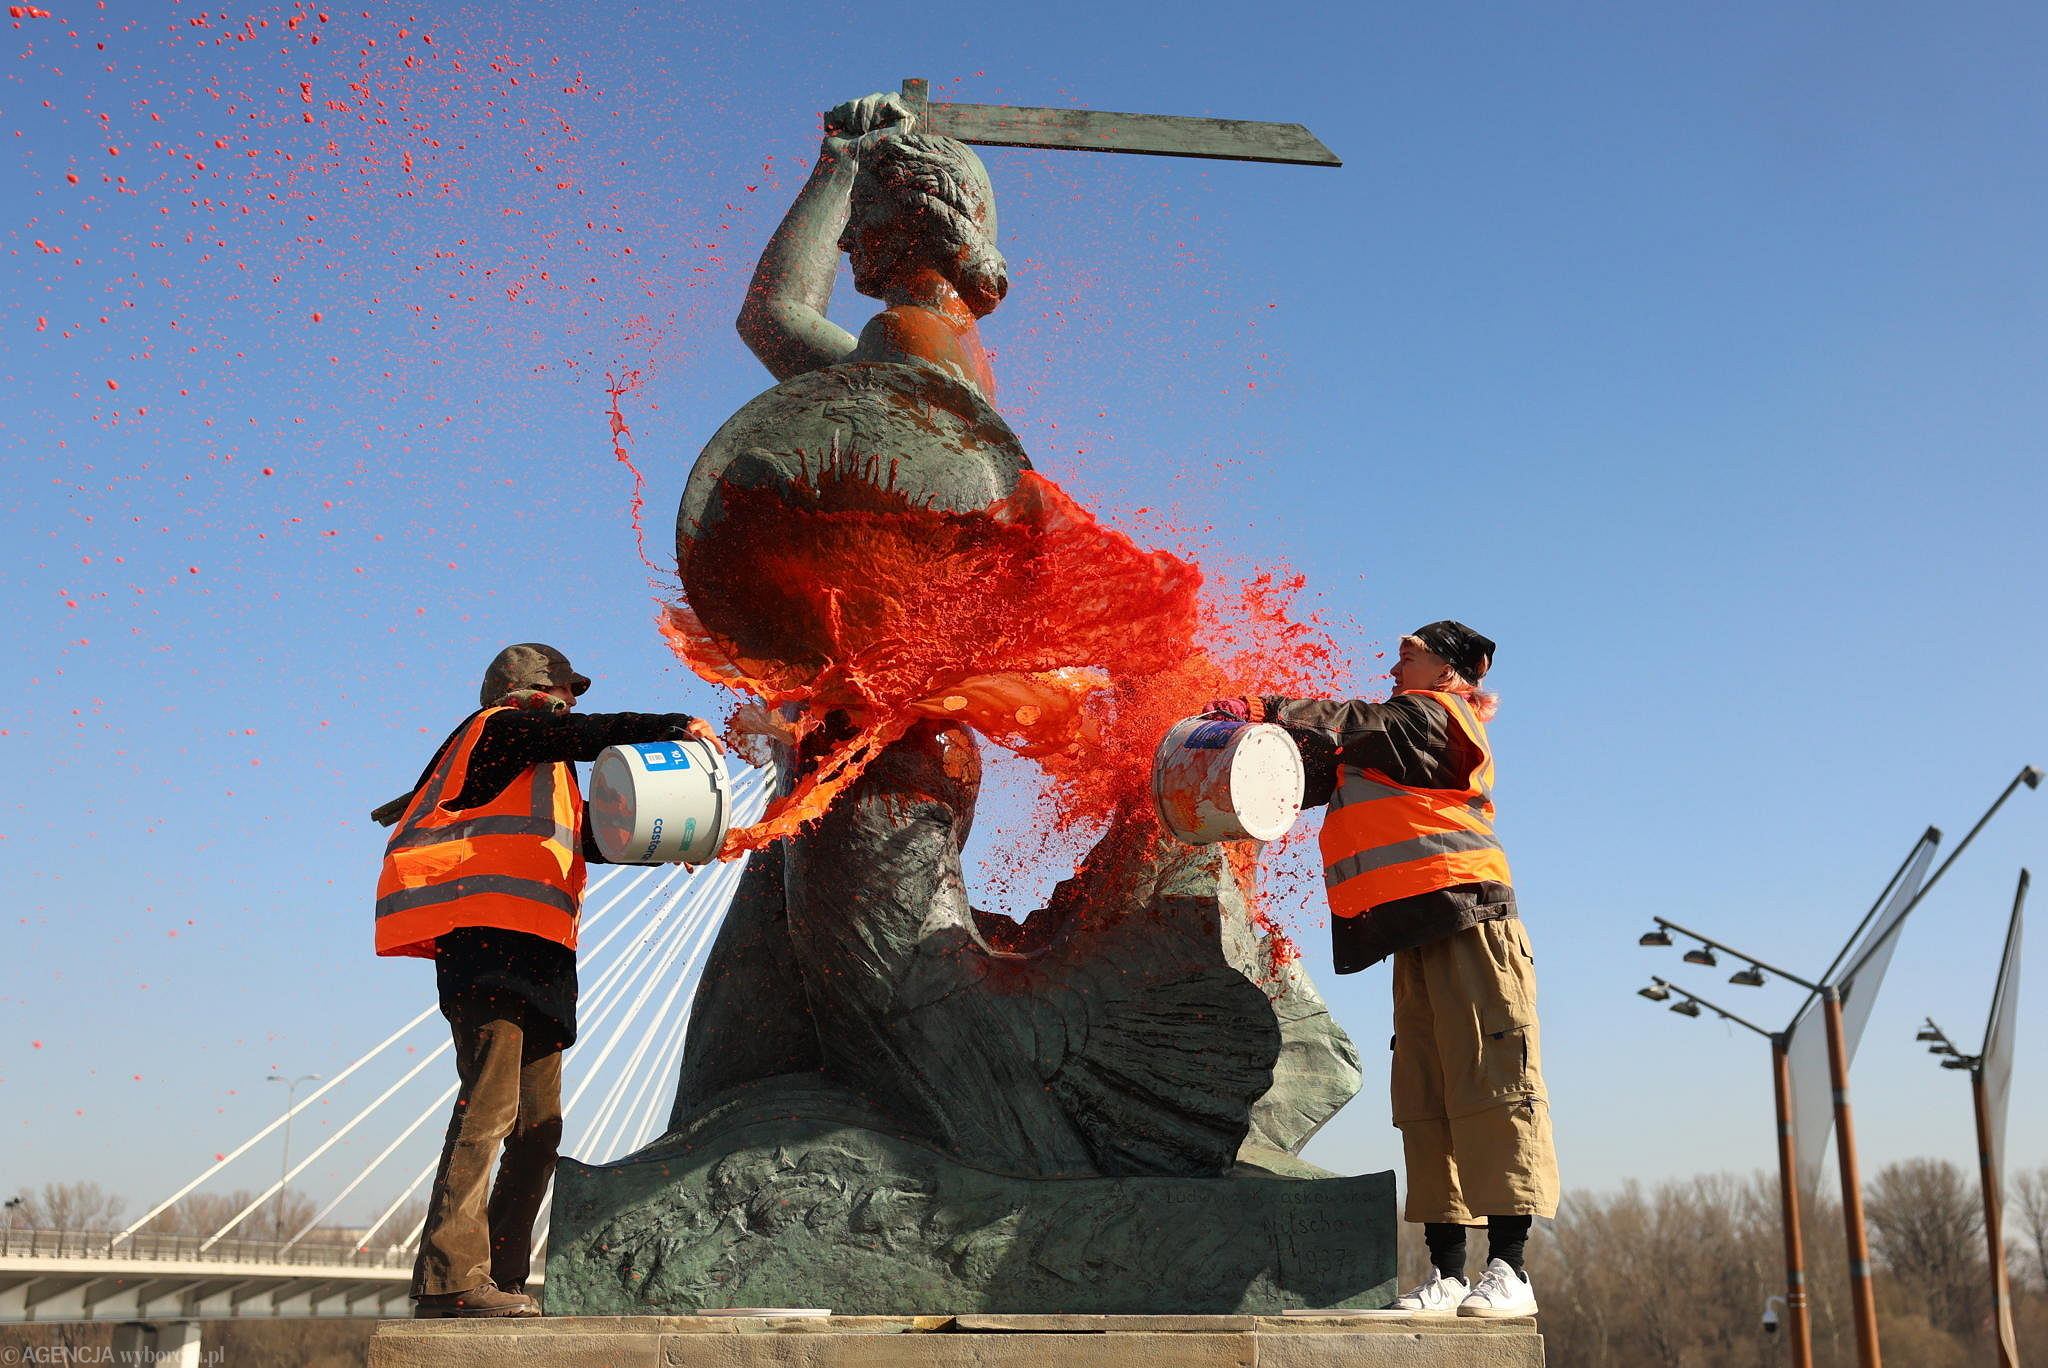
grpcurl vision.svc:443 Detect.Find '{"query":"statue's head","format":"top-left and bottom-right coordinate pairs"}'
top-left (840, 132), bottom-right (1008, 317)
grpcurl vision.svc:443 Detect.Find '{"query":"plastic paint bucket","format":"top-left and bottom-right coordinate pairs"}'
top-left (589, 738), bottom-right (732, 865)
top-left (1152, 716), bottom-right (1304, 845)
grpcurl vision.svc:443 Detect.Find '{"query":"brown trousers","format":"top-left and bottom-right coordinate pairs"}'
top-left (412, 1001), bottom-right (564, 1297)
top-left (1391, 916), bottom-right (1560, 1223)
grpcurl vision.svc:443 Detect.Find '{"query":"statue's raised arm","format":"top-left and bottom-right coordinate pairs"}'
top-left (735, 91), bottom-right (1007, 402)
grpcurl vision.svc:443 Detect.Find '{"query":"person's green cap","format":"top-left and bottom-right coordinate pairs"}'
top-left (479, 643), bottom-right (591, 706)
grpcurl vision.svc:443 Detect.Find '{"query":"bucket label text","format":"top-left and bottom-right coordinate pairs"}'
top-left (1182, 720), bottom-right (1240, 750)
top-left (634, 741), bottom-right (693, 769)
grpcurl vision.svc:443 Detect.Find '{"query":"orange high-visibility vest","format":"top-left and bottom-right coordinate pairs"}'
top-left (375, 707), bottom-right (586, 959)
top-left (1319, 689), bottom-right (1511, 920)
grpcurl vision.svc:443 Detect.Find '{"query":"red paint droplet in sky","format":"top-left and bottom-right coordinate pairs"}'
top-left (311, 311), bottom-right (323, 323)
top-left (31, 1040), bottom-right (41, 1049)
top-left (65, 172), bottom-right (79, 185)
top-left (261, 467), bottom-right (275, 476)
top-left (106, 146), bottom-right (119, 157)
top-left (105, 379), bottom-right (118, 391)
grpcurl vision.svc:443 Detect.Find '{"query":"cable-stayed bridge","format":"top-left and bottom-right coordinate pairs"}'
top-left (2, 765), bottom-right (777, 1333)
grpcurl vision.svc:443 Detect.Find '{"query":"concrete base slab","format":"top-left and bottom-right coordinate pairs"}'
top-left (369, 1314), bottom-right (1543, 1367)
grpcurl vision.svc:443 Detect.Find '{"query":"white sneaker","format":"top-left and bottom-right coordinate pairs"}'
top-left (1359, 1267), bottom-right (1468, 1317)
top-left (1458, 1258), bottom-right (1538, 1318)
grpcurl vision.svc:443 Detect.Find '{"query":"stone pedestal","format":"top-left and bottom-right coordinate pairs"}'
top-left (369, 1314), bottom-right (1545, 1367)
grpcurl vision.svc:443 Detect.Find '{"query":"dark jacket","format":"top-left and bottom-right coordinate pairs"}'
top-left (399, 706), bottom-right (702, 1048)
top-left (1260, 691), bottom-right (1516, 972)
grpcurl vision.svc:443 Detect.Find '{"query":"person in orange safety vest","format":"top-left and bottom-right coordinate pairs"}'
top-left (1215, 620), bottom-right (1556, 1320)
top-left (371, 643), bottom-right (721, 1318)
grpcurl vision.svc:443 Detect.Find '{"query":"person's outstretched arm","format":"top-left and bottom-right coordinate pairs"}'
top-left (735, 92), bottom-right (913, 379)
top-left (370, 709), bottom-right (722, 828)
top-left (1216, 693), bottom-right (1447, 808)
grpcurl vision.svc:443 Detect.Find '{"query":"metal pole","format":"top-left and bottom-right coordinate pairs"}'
top-left (1772, 1033), bottom-right (1814, 1368)
top-left (1971, 1068), bottom-right (2018, 1368)
top-left (1650, 919), bottom-right (1822, 991)
top-left (267, 1072), bottom-right (319, 1241)
top-left (278, 1077), bottom-right (296, 1241)
top-left (1823, 987), bottom-right (1883, 1367)
top-left (1647, 977), bottom-right (1776, 1038)
top-left (1912, 768), bottom-right (2040, 910)
top-left (1815, 828), bottom-right (1941, 992)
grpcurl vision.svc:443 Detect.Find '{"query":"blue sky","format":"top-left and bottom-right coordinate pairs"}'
top-left (3, 1), bottom-right (2044, 1225)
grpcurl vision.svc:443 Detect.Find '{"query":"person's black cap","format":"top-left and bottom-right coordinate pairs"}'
top-left (479, 643), bottom-right (592, 706)
top-left (1411, 620), bottom-right (1495, 683)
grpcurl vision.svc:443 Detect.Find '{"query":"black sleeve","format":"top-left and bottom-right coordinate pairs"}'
top-left (448, 708), bottom-right (702, 812)
top-left (1260, 693), bottom-right (1451, 806)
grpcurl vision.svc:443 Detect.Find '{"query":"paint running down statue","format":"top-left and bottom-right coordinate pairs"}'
top-left (544, 89), bottom-right (1393, 1316)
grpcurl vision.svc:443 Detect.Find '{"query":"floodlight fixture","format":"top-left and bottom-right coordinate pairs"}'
top-left (1639, 928), bottom-right (1672, 948)
top-left (2023, 766), bottom-right (2043, 790)
top-left (1729, 965), bottom-right (1766, 988)
top-left (1914, 1026), bottom-right (1942, 1042)
top-left (1670, 998), bottom-right (1702, 1018)
top-left (1941, 1056), bottom-right (1974, 1071)
top-left (1638, 983), bottom-right (1671, 1002)
top-left (1683, 946), bottom-right (1719, 968)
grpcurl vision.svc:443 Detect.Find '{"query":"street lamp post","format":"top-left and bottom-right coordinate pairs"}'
top-left (1637, 975), bottom-right (1815, 1368)
top-left (1915, 865), bottom-right (2028, 1368)
top-left (1634, 763), bottom-right (2039, 1368)
top-left (265, 1072), bottom-right (321, 1242)
top-left (1818, 983), bottom-right (1882, 1367)
top-left (1645, 914), bottom-right (1888, 1368)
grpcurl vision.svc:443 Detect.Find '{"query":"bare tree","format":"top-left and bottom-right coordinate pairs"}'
top-left (364, 1196), bottom-right (428, 1254)
top-left (139, 1187), bottom-right (328, 1245)
top-left (1514, 1164), bottom-right (2048, 1368)
top-left (1532, 1172), bottom-right (1798, 1368)
top-left (5, 1181), bottom-right (126, 1231)
top-left (1865, 1158), bottom-right (1985, 1338)
top-left (2009, 1165), bottom-right (2048, 1295)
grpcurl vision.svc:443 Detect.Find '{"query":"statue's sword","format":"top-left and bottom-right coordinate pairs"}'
top-left (898, 78), bottom-right (1340, 168)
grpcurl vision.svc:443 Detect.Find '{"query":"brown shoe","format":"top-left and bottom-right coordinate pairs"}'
top-left (413, 1280), bottom-right (540, 1318)
top-left (500, 1284), bottom-right (542, 1313)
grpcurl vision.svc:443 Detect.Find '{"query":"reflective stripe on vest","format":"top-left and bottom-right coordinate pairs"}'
top-left (374, 708), bottom-right (585, 959)
top-left (1318, 689), bottom-right (1511, 919)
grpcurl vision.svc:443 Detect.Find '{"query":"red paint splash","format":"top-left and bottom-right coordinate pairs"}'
top-left (605, 368), bottom-right (659, 576)
top-left (661, 465), bottom-right (1349, 884)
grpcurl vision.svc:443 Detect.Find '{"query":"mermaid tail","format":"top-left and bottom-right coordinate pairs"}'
top-left (673, 719), bottom-right (1335, 1179)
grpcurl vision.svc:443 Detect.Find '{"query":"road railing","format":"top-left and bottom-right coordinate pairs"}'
top-left (0, 1226), bottom-right (413, 1268)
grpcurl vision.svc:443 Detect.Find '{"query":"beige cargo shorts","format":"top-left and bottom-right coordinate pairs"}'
top-left (1390, 915), bottom-right (1559, 1223)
